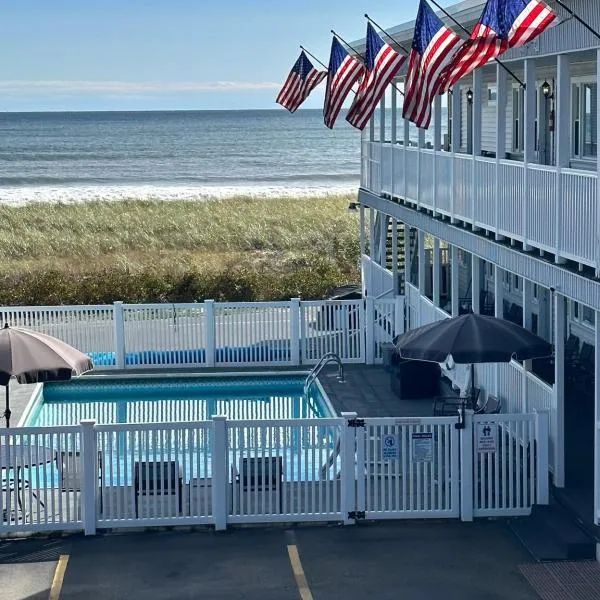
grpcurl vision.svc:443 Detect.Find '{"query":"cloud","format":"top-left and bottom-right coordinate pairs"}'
top-left (0, 80), bottom-right (282, 94)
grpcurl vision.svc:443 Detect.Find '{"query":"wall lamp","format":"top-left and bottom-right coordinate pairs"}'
top-left (466, 88), bottom-right (474, 104)
top-left (541, 79), bottom-right (553, 99)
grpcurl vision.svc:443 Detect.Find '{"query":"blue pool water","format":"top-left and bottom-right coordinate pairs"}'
top-left (27, 374), bottom-right (333, 427)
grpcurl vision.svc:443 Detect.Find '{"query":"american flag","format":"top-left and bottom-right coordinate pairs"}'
top-left (440, 0), bottom-right (556, 92)
top-left (323, 37), bottom-right (364, 129)
top-left (276, 51), bottom-right (327, 113)
top-left (403, 0), bottom-right (463, 129)
top-left (346, 23), bottom-right (406, 131)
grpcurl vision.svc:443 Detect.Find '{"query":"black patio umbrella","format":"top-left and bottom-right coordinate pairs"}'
top-left (0, 324), bottom-right (94, 427)
top-left (394, 313), bottom-right (553, 412)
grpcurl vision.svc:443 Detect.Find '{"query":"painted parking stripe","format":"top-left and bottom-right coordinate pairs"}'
top-left (287, 544), bottom-right (314, 600)
top-left (49, 554), bottom-right (69, 600)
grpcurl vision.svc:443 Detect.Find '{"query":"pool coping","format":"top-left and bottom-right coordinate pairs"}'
top-left (18, 370), bottom-right (338, 427)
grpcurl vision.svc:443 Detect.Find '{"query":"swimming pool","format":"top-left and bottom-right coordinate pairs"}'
top-left (25, 373), bottom-right (335, 427)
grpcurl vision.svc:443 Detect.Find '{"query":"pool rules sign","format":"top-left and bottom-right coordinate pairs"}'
top-left (476, 421), bottom-right (498, 453)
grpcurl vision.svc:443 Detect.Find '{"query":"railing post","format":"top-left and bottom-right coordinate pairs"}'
top-left (460, 409), bottom-right (474, 522)
top-left (211, 415), bottom-right (228, 531)
top-left (204, 300), bottom-right (216, 367)
top-left (365, 297), bottom-right (375, 365)
top-left (341, 412), bottom-right (358, 524)
top-left (535, 410), bottom-right (550, 505)
top-left (80, 419), bottom-right (98, 536)
top-left (113, 301), bottom-right (125, 370)
top-left (394, 295), bottom-right (405, 336)
top-left (290, 298), bottom-right (301, 366)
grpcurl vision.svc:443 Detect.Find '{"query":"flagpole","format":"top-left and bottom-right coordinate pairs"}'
top-left (331, 30), bottom-right (405, 96)
top-left (299, 46), bottom-right (329, 71)
top-left (428, 0), bottom-right (526, 89)
top-left (552, 0), bottom-right (600, 41)
top-left (364, 14), bottom-right (411, 56)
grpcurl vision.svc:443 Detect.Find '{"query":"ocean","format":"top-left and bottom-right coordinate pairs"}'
top-left (0, 109), bottom-right (362, 205)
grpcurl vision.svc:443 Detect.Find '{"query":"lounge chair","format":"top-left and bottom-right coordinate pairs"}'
top-left (134, 460), bottom-right (183, 518)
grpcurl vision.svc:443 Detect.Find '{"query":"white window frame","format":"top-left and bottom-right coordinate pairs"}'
top-left (571, 76), bottom-right (597, 162)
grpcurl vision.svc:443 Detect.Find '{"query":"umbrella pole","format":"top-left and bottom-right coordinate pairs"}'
top-left (4, 384), bottom-right (10, 428)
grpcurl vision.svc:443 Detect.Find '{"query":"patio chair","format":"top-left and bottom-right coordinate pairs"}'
top-left (433, 387), bottom-right (480, 416)
top-left (134, 460), bottom-right (183, 518)
top-left (57, 450), bottom-right (103, 511)
top-left (235, 456), bottom-right (284, 512)
top-left (484, 395), bottom-right (502, 414)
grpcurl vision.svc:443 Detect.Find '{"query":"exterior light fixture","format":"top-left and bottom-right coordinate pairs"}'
top-left (466, 88), bottom-right (474, 104)
top-left (541, 79), bottom-right (553, 99)
top-left (347, 201), bottom-right (360, 212)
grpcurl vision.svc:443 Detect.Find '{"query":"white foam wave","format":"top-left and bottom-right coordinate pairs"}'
top-left (0, 183), bottom-right (359, 205)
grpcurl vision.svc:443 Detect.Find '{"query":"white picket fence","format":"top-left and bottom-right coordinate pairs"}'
top-left (0, 411), bottom-right (548, 535)
top-left (0, 297), bottom-right (405, 369)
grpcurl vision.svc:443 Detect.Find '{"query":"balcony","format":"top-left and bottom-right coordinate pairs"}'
top-left (362, 141), bottom-right (599, 272)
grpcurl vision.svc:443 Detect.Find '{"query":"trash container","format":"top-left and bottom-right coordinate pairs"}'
top-left (381, 342), bottom-right (396, 373)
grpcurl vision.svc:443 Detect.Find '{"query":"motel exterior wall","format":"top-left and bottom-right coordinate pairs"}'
top-left (358, 0), bottom-right (600, 525)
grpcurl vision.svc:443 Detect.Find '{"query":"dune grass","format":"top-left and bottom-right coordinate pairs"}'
top-left (0, 195), bottom-right (361, 305)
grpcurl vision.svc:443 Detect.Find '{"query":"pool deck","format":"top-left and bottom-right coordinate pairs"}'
top-left (1, 364), bottom-right (435, 430)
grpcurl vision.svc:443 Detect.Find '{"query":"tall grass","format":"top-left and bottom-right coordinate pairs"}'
top-left (0, 195), bottom-right (361, 305)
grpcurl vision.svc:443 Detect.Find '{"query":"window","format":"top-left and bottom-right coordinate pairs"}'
top-left (572, 81), bottom-right (597, 159)
top-left (512, 87), bottom-right (525, 153)
top-left (573, 301), bottom-right (595, 326)
top-left (487, 85), bottom-right (497, 105)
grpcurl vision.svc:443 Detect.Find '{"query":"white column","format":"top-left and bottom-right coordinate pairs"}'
top-left (403, 117), bottom-right (410, 200)
top-left (369, 114), bottom-right (375, 142)
top-left (495, 64), bottom-right (507, 241)
top-left (391, 217), bottom-right (399, 295)
top-left (380, 214), bottom-right (388, 268)
top-left (554, 292), bottom-right (566, 487)
top-left (460, 410), bottom-right (474, 521)
top-left (522, 279), bottom-right (533, 412)
top-left (379, 96), bottom-right (385, 193)
top-left (535, 410), bottom-right (550, 504)
top-left (341, 412), bottom-right (359, 524)
top-left (472, 70), bottom-right (483, 230)
top-left (451, 245), bottom-right (460, 317)
top-left (451, 85), bottom-right (462, 224)
top-left (471, 255), bottom-right (481, 314)
top-left (595, 311), bottom-right (600, 525)
top-left (494, 265), bottom-right (504, 319)
top-left (391, 83), bottom-right (397, 198)
top-left (80, 419), bottom-right (97, 536)
top-left (369, 207), bottom-right (376, 259)
top-left (290, 298), bottom-right (301, 366)
top-left (366, 297), bottom-right (375, 365)
top-left (211, 415), bottom-right (228, 530)
top-left (405, 226), bottom-right (412, 288)
top-left (433, 238), bottom-right (440, 307)
top-left (113, 301), bottom-right (125, 370)
top-left (417, 127), bottom-right (426, 210)
top-left (418, 230), bottom-right (426, 296)
top-left (433, 95), bottom-right (442, 217)
top-left (538, 286), bottom-right (551, 342)
top-left (205, 299), bottom-right (216, 367)
top-left (555, 54), bottom-right (570, 264)
top-left (523, 59), bottom-right (536, 252)
top-left (359, 204), bottom-right (366, 258)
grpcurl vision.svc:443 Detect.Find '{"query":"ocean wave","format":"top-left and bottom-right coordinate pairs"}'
top-left (0, 183), bottom-right (360, 205)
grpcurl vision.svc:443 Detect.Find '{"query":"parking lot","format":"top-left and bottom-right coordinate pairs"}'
top-left (0, 521), bottom-right (540, 600)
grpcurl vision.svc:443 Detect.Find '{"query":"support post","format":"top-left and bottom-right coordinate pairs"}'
top-left (472, 70), bottom-right (483, 230)
top-left (494, 266), bottom-right (504, 396)
top-left (80, 419), bottom-right (98, 536)
top-left (554, 292), bottom-right (565, 487)
top-left (460, 409), bottom-right (474, 522)
top-left (205, 300), bottom-right (216, 367)
top-left (451, 245), bottom-right (459, 317)
top-left (417, 127), bottom-right (426, 210)
top-left (433, 237), bottom-right (440, 307)
top-left (403, 117), bottom-right (410, 200)
top-left (369, 208), bottom-right (376, 260)
top-left (523, 59), bottom-right (536, 251)
top-left (359, 204), bottom-right (366, 258)
top-left (433, 95), bottom-right (442, 216)
top-left (341, 412), bottom-right (359, 524)
top-left (391, 83), bottom-right (397, 198)
top-left (418, 230), bottom-right (426, 297)
top-left (391, 217), bottom-right (399, 295)
top-left (113, 301), bottom-right (125, 370)
top-left (450, 84), bottom-right (461, 224)
top-left (555, 54), bottom-right (570, 264)
top-left (365, 297), bottom-right (375, 365)
top-left (522, 278), bottom-right (533, 412)
top-left (471, 255), bottom-right (481, 314)
top-left (290, 298), bottom-right (301, 366)
top-left (211, 416), bottom-right (228, 531)
top-left (495, 64), bottom-right (507, 241)
top-left (379, 95), bottom-right (385, 194)
top-left (395, 295), bottom-right (405, 336)
top-left (535, 410), bottom-right (550, 505)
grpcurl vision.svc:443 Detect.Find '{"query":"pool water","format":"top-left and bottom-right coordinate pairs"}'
top-left (27, 374), bottom-right (334, 427)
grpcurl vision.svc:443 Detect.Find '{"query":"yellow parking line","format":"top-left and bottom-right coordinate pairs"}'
top-left (287, 544), bottom-right (314, 600)
top-left (49, 554), bottom-right (69, 600)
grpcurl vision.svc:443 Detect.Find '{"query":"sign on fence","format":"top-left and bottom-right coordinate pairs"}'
top-left (411, 432), bottom-right (433, 462)
top-left (381, 434), bottom-right (399, 460)
top-left (475, 422), bottom-right (498, 453)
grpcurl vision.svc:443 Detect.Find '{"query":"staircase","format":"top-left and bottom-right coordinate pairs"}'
top-left (385, 219), bottom-right (406, 294)
top-left (510, 492), bottom-right (597, 561)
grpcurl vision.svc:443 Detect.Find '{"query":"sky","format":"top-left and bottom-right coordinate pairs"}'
top-left (0, 0), bottom-right (457, 112)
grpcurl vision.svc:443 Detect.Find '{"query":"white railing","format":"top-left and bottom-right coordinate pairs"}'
top-left (365, 142), bottom-right (599, 269)
top-left (0, 297), bottom-right (405, 369)
top-left (0, 411), bottom-right (548, 535)
top-left (361, 254), bottom-right (395, 298)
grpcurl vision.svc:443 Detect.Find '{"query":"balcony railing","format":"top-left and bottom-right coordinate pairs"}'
top-left (364, 141), bottom-right (599, 271)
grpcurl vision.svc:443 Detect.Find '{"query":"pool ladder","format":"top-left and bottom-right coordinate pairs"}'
top-left (303, 352), bottom-right (345, 396)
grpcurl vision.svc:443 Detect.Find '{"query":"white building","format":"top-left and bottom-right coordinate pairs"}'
top-left (358, 0), bottom-right (600, 531)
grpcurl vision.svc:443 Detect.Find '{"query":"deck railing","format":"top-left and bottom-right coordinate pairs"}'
top-left (0, 411), bottom-right (549, 535)
top-left (0, 297), bottom-right (405, 369)
top-left (371, 142), bottom-right (599, 270)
